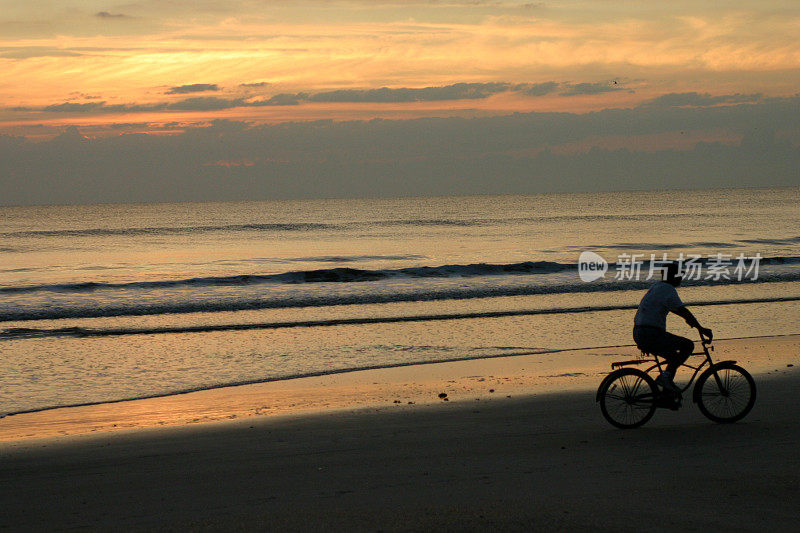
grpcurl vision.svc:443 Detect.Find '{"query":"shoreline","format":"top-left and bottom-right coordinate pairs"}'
top-left (1, 333), bottom-right (798, 443)
top-left (4, 332), bottom-right (799, 419)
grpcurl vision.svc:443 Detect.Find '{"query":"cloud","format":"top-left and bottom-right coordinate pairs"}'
top-left (258, 93), bottom-right (304, 106)
top-left (21, 97), bottom-right (244, 114)
top-left (307, 83), bottom-right (512, 103)
top-left (643, 92), bottom-right (764, 107)
top-left (561, 82), bottom-right (624, 96)
top-left (108, 122), bottom-right (151, 130)
top-left (7, 81), bottom-right (564, 116)
top-left (43, 102), bottom-right (107, 112)
top-left (167, 96), bottom-right (244, 111)
top-left (3, 0), bottom-right (799, 97)
top-left (31, 101), bottom-right (157, 114)
top-left (1, 97), bottom-right (798, 205)
top-left (516, 81), bottom-right (560, 97)
top-left (246, 83), bottom-right (515, 106)
top-left (245, 82), bottom-right (559, 106)
top-left (166, 84), bottom-right (220, 95)
top-left (261, 81), bottom-right (618, 103)
top-left (0, 47), bottom-right (83, 59)
top-left (95, 12), bottom-right (128, 18)
top-left (7, 83), bottom-right (774, 122)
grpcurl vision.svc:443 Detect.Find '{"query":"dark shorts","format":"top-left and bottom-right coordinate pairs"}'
top-left (633, 325), bottom-right (694, 359)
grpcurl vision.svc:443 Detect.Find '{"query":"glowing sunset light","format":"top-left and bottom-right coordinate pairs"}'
top-left (3, 2), bottom-right (798, 120)
top-left (1, 0), bottom-right (798, 204)
top-left (3, 9), bottom-right (800, 533)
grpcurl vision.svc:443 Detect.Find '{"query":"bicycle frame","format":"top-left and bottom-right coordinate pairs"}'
top-left (598, 336), bottom-right (756, 426)
top-left (610, 338), bottom-right (736, 397)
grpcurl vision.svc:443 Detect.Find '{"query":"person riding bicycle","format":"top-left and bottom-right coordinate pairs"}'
top-left (633, 262), bottom-right (712, 395)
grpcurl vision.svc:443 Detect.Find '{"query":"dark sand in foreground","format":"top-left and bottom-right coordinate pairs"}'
top-left (2, 368), bottom-right (799, 531)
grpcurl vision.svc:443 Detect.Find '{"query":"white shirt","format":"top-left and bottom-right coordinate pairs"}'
top-left (634, 281), bottom-right (684, 330)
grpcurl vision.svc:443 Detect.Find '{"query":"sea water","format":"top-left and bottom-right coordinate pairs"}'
top-left (2, 187), bottom-right (799, 414)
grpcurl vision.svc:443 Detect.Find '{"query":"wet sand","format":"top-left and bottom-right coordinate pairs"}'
top-left (1, 335), bottom-right (798, 530)
top-left (2, 335), bottom-right (798, 441)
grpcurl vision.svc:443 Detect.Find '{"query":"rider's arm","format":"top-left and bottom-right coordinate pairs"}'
top-left (674, 306), bottom-right (700, 328)
top-left (673, 306), bottom-right (713, 339)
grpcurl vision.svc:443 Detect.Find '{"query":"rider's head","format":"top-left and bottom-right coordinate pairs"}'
top-left (663, 262), bottom-right (682, 286)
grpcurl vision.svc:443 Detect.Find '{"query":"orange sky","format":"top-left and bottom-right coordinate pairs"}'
top-left (2, 1), bottom-right (799, 138)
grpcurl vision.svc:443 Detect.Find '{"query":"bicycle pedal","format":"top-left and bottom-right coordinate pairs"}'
top-left (656, 393), bottom-right (682, 409)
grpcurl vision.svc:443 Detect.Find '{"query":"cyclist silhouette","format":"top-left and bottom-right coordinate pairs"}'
top-left (633, 262), bottom-right (713, 394)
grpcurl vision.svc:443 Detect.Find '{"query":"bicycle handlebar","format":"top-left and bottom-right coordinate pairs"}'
top-left (695, 325), bottom-right (713, 344)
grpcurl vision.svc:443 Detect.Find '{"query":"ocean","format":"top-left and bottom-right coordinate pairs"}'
top-left (2, 187), bottom-right (799, 416)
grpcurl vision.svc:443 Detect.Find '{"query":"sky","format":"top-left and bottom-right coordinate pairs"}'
top-left (1, 0), bottom-right (799, 205)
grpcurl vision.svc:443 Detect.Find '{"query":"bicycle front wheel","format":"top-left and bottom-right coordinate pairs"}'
top-left (696, 364), bottom-right (756, 423)
top-left (598, 368), bottom-right (658, 429)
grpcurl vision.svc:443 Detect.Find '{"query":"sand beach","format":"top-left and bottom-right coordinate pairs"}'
top-left (1, 335), bottom-right (798, 531)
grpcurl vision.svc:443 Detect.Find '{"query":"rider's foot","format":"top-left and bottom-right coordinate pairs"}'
top-left (667, 395), bottom-right (682, 410)
top-left (655, 390), bottom-right (682, 410)
top-left (655, 371), bottom-right (682, 396)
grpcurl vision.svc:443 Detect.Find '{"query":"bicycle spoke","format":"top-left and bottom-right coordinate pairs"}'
top-left (700, 368), bottom-right (752, 420)
top-left (630, 376), bottom-right (643, 398)
top-left (619, 375), bottom-right (632, 398)
top-left (600, 370), bottom-right (656, 428)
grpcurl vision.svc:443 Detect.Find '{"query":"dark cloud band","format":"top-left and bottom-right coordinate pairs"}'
top-left (166, 84), bottom-right (220, 95)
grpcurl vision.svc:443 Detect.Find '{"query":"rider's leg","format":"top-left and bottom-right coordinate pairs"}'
top-left (664, 334), bottom-right (694, 376)
top-left (633, 326), bottom-right (693, 389)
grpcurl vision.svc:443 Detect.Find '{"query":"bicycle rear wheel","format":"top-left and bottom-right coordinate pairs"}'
top-left (598, 368), bottom-right (658, 429)
top-left (696, 364), bottom-right (756, 423)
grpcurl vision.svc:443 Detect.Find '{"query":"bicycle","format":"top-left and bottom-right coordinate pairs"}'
top-left (596, 333), bottom-right (756, 429)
